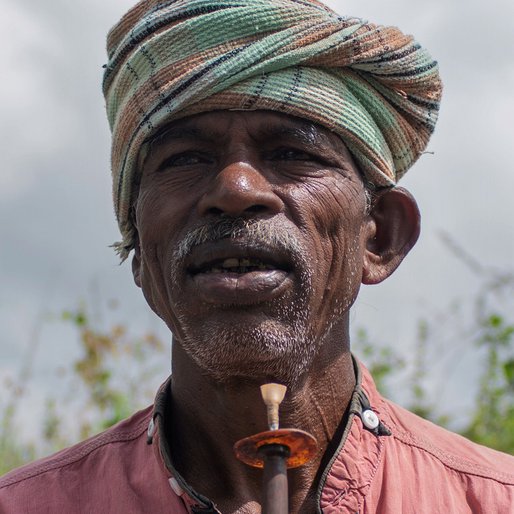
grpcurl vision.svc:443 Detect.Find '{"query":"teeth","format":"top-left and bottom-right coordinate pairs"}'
top-left (222, 258), bottom-right (239, 268)
top-left (221, 257), bottom-right (264, 269)
top-left (202, 257), bottom-right (278, 274)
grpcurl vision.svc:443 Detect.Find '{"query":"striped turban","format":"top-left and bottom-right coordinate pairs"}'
top-left (103, 0), bottom-right (442, 260)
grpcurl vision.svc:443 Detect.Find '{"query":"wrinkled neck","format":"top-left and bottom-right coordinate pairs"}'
top-left (168, 317), bottom-right (356, 513)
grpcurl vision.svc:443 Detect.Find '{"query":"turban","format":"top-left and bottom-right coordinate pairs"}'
top-left (103, 0), bottom-right (442, 260)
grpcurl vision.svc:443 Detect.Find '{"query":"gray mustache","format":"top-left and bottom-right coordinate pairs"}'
top-left (175, 218), bottom-right (302, 262)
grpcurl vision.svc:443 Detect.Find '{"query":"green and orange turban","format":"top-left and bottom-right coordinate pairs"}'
top-left (103, 0), bottom-right (442, 260)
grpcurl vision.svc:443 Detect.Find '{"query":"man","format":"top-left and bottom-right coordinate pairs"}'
top-left (1, 0), bottom-right (513, 512)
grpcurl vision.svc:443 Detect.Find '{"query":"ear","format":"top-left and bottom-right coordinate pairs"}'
top-left (362, 187), bottom-right (420, 285)
top-left (132, 234), bottom-right (142, 288)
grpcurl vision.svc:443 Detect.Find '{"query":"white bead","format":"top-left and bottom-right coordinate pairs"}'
top-left (169, 477), bottom-right (185, 496)
top-left (147, 417), bottom-right (156, 438)
top-left (362, 409), bottom-right (380, 430)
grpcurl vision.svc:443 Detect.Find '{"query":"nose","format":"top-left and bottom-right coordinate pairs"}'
top-left (197, 162), bottom-right (284, 218)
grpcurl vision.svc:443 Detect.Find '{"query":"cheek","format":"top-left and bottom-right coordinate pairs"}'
top-left (134, 189), bottom-right (183, 320)
top-left (290, 178), bottom-right (366, 253)
top-left (137, 244), bottom-right (186, 339)
top-left (289, 179), bottom-right (367, 309)
top-left (135, 183), bottom-right (195, 259)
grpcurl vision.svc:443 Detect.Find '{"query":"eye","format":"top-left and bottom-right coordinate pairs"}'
top-left (158, 151), bottom-right (213, 171)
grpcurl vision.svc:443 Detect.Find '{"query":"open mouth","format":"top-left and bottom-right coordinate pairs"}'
top-left (184, 242), bottom-right (294, 304)
top-left (186, 240), bottom-right (292, 276)
top-left (190, 257), bottom-right (286, 275)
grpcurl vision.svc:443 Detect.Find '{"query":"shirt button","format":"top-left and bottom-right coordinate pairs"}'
top-left (147, 417), bottom-right (156, 438)
top-left (362, 409), bottom-right (380, 430)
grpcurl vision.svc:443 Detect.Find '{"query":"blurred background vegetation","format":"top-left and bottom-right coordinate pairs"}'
top-left (1, 237), bottom-right (513, 476)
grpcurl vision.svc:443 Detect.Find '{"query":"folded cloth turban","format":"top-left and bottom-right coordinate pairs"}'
top-left (103, 0), bottom-right (442, 260)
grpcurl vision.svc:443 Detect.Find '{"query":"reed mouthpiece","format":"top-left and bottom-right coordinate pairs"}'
top-left (260, 383), bottom-right (287, 430)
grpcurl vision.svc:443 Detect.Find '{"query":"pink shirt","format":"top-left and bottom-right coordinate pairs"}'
top-left (1, 364), bottom-right (514, 513)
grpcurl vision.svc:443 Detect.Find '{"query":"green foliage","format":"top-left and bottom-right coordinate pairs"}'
top-left (61, 307), bottom-right (165, 438)
top-left (353, 328), bottom-right (405, 396)
top-left (0, 402), bottom-right (36, 476)
top-left (461, 313), bottom-right (514, 453)
top-left (0, 304), bottom-right (167, 475)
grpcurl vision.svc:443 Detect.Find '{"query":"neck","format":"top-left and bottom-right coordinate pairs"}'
top-left (167, 321), bottom-right (356, 513)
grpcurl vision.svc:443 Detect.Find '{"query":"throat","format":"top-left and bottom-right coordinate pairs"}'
top-left (167, 336), bottom-right (356, 512)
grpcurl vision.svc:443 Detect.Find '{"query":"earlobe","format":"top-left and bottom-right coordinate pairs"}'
top-left (362, 187), bottom-right (420, 285)
top-left (132, 236), bottom-right (142, 288)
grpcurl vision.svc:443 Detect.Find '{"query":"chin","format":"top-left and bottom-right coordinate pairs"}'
top-left (177, 318), bottom-right (320, 385)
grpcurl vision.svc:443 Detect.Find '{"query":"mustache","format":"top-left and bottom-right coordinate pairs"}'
top-left (174, 217), bottom-right (303, 263)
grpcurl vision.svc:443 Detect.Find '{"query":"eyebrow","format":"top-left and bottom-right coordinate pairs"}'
top-left (255, 121), bottom-right (333, 149)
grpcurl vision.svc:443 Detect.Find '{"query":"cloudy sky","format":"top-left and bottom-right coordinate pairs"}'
top-left (1, 0), bottom-right (513, 442)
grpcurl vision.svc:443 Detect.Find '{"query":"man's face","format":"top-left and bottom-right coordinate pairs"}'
top-left (133, 110), bottom-right (371, 383)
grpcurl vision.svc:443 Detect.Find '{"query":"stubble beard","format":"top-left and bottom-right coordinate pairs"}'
top-left (169, 218), bottom-right (322, 385)
top-left (175, 287), bottom-right (319, 385)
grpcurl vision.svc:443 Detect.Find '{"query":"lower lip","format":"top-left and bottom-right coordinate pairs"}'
top-left (190, 270), bottom-right (291, 304)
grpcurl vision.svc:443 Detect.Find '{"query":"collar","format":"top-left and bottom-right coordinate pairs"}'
top-left (147, 356), bottom-right (391, 513)
top-left (315, 359), bottom-right (391, 512)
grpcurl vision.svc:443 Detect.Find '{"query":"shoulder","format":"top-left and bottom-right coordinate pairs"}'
top-left (380, 396), bottom-right (514, 486)
top-left (0, 406), bottom-right (153, 510)
top-left (358, 364), bottom-right (514, 511)
top-left (0, 406), bottom-right (152, 489)
top-left (358, 362), bottom-right (514, 487)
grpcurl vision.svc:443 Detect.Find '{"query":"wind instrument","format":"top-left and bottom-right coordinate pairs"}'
top-left (234, 384), bottom-right (318, 513)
